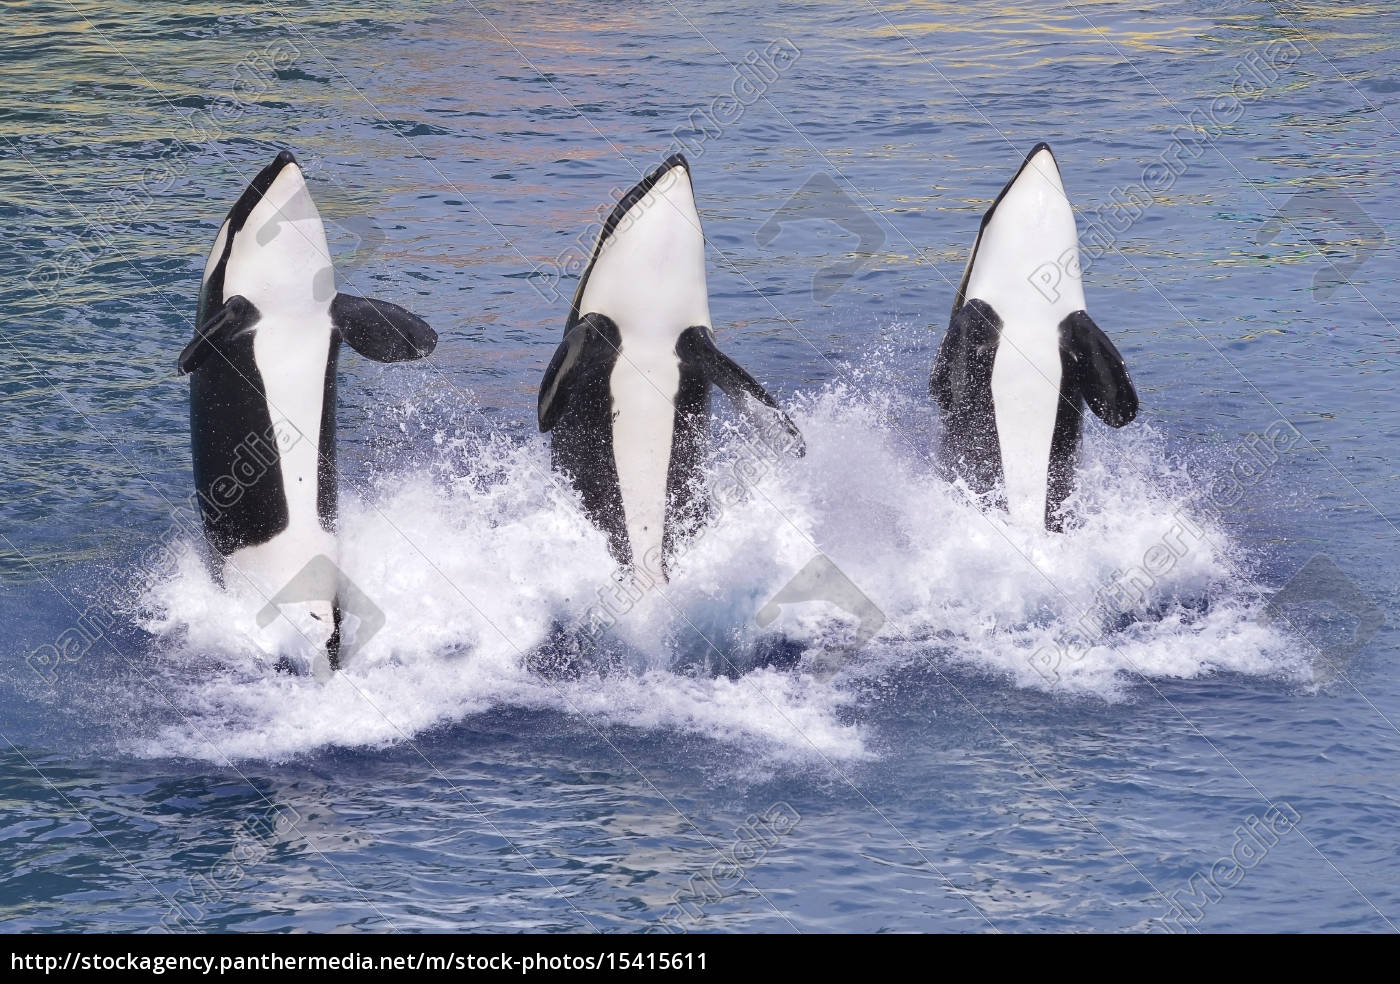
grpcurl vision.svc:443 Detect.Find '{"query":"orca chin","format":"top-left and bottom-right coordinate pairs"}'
top-left (538, 154), bottom-right (805, 579)
top-left (182, 150), bottom-right (438, 673)
top-left (932, 141), bottom-right (1139, 532)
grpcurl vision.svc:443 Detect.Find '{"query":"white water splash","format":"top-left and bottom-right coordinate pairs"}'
top-left (121, 361), bottom-right (1307, 763)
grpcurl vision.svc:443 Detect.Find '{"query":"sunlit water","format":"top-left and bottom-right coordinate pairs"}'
top-left (1, 0), bottom-right (1397, 932)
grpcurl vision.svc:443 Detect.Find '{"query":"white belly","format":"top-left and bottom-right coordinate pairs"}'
top-left (254, 314), bottom-right (331, 532)
top-left (228, 313), bottom-right (340, 670)
top-left (229, 533), bottom-right (339, 672)
top-left (991, 318), bottom-right (1062, 526)
top-left (229, 313), bottom-right (339, 596)
top-left (227, 531), bottom-right (338, 598)
top-left (610, 340), bottom-right (681, 569)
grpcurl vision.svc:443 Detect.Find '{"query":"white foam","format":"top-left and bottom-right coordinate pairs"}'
top-left (121, 353), bottom-right (1309, 764)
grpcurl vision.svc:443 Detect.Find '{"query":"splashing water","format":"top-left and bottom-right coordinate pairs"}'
top-left (111, 357), bottom-right (1307, 764)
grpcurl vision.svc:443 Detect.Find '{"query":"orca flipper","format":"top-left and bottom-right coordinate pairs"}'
top-left (538, 312), bottom-right (621, 432)
top-left (1063, 311), bottom-right (1137, 427)
top-left (178, 295), bottom-right (258, 375)
top-left (331, 293), bottom-right (436, 363)
top-left (931, 299), bottom-right (1000, 407)
top-left (677, 326), bottom-right (805, 456)
top-left (931, 299), bottom-right (1004, 497)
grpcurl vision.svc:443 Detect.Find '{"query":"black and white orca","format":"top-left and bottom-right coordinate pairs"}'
top-left (538, 154), bottom-right (804, 579)
top-left (179, 150), bottom-right (436, 673)
top-left (931, 143), bottom-right (1138, 531)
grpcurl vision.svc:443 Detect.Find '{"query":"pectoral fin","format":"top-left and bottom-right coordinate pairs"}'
top-left (331, 293), bottom-right (436, 363)
top-left (931, 299), bottom-right (1000, 408)
top-left (178, 295), bottom-right (258, 375)
top-left (1063, 311), bottom-right (1138, 427)
top-left (538, 313), bottom-right (620, 432)
top-left (677, 326), bottom-right (805, 457)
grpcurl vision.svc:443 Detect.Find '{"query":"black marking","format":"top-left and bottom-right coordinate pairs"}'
top-left (539, 315), bottom-right (601, 432)
top-left (326, 603), bottom-right (342, 672)
top-left (931, 299), bottom-right (1005, 502)
top-left (1046, 310), bottom-right (1140, 530)
top-left (565, 153), bottom-right (692, 331)
top-left (1046, 320), bottom-right (1086, 533)
top-left (317, 335), bottom-right (340, 532)
top-left (332, 293), bottom-right (438, 362)
top-left (664, 329), bottom-right (716, 574)
top-left (188, 298), bottom-right (289, 556)
top-left (677, 326), bottom-right (805, 457)
top-left (179, 295), bottom-right (256, 376)
top-left (198, 149), bottom-right (300, 325)
top-left (541, 314), bottom-right (630, 564)
top-left (1064, 310), bottom-right (1138, 427)
top-left (950, 141), bottom-right (1056, 321)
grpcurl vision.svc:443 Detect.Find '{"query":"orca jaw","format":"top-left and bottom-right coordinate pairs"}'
top-left (209, 150), bottom-right (336, 316)
top-left (956, 142), bottom-right (1086, 324)
top-left (571, 154), bottom-right (712, 339)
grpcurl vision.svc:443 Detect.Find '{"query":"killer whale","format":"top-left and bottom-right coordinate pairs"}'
top-left (538, 153), bottom-right (804, 580)
top-left (180, 149), bottom-right (436, 673)
top-left (931, 142), bottom-right (1138, 531)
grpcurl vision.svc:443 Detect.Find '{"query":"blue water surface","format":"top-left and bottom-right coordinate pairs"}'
top-left (1, 0), bottom-right (1398, 933)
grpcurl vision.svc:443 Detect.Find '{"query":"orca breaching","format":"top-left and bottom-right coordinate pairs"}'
top-left (538, 154), bottom-right (804, 580)
top-left (180, 150), bottom-right (436, 675)
top-left (179, 143), bottom-right (1137, 674)
top-left (932, 143), bottom-right (1138, 532)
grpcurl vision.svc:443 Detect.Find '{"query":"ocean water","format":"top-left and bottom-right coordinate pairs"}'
top-left (1, 0), bottom-right (1397, 933)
